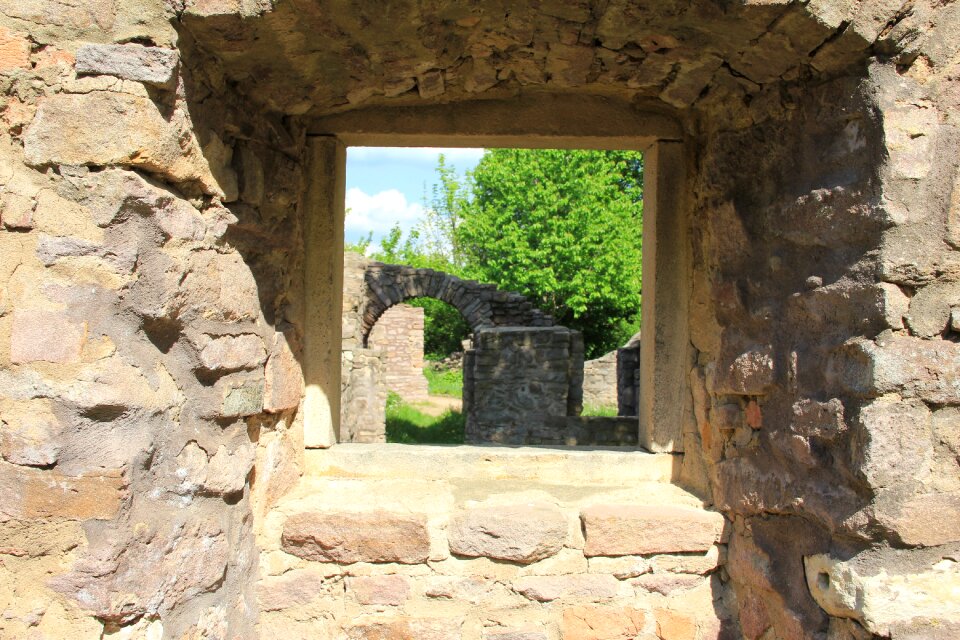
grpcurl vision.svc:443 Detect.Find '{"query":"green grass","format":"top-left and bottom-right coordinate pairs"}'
top-left (423, 366), bottom-right (463, 398)
top-left (581, 403), bottom-right (618, 417)
top-left (385, 392), bottom-right (465, 444)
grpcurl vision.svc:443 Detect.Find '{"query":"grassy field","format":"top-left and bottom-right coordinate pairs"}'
top-left (423, 366), bottom-right (463, 398)
top-left (385, 392), bottom-right (465, 444)
top-left (581, 404), bottom-right (618, 417)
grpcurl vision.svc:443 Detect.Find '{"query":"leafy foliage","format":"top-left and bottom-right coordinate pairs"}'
top-left (424, 365), bottom-right (463, 398)
top-left (457, 149), bottom-right (643, 357)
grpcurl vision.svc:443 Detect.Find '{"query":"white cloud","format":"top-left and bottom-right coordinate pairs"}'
top-left (345, 187), bottom-right (425, 236)
top-left (348, 146), bottom-right (485, 166)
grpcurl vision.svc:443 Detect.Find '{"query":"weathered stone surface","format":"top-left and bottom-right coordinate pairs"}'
top-left (10, 309), bottom-right (87, 364)
top-left (838, 336), bottom-right (960, 404)
top-left (805, 549), bottom-right (960, 637)
top-left (51, 518), bottom-right (229, 623)
top-left (343, 618), bottom-right (461, 640)
top-left (217, 377), bottom-right (265, 417)
top-left (484, 632), bottom-right (547, 640)
top-left (282, 511), bottom-right (430, 564)
top-left (0, 462), bottom-right (125, 520)
top-left (711, 339), bottom-right (775, 395)
top-left (264, 332), bottom-right (302, 413)
top-left (347, 575), bottom-right (410, 605)
top-left (654, 609), bottom-right (698, 640)
top-left (905, 280), bottom-right (960, 338)
top-left (0, 399), bottom-right (62, 467)
top-left (424, 577), bottom-right (493, 604)
top-left (875, 491), bottom-right (960, 547)
top-left (512, 575), bottom-right (619, 602)
top-left (632, 573), bottom-right (702, 596)
top-left (193, 333), bottom-right (266, 371)
top-left (449, 503), bottom-right (567, 564)
top-left (853, 396), bottom-right (932, 489)
top-left (559, 605), bottom-right (646, 639)
top-left (581, 505), bottom-right (724, 556)
top-left (75, 43), bottom-right (179, 87)
top-left (23, 93), bottom-right (229, 198)
top-left (257, 568), bottom-right (331, 612)
top-left (0, 26), bottom-right (30, 72)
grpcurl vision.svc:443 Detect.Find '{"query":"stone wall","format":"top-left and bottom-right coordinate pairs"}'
top-left (464, 327), bottom-right (584, 444)
top-left (617, 342), bottom-right (641, 418)
top-left (259, 445), bottom-right (729, 640)
top-left (2, 1), bottom-right (959, 638)
top-left (581, 350), bottom-right (618, 409)
top-left (368, 303), bottom-right (429, 401)
top-left (0, 12), bottom-right (308, 638)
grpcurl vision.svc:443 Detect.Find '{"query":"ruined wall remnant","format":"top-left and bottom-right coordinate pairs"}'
top-left (464, 327), bottom-right (585, 445)
top-left (368, 304), bottom-right (429, 402)
top-left (2, 0), bottom-right (959, 638)
top-left (581, 350), bottom-right (618, 409)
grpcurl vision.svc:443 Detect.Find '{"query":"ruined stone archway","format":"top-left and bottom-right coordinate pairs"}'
top-left (359, 261), bottom-right (554, 347)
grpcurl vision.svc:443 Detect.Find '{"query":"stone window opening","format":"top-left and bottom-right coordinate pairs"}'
top-left (332, 142), bottom-right (672, 449)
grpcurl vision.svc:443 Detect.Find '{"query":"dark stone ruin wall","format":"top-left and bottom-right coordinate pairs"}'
top-left (683, 40), bottom-right (960, 639)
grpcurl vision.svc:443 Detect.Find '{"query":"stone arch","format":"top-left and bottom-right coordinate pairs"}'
top-left (359, 261), bottom-right (553, 346)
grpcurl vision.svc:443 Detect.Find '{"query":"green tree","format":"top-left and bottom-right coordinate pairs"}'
top-left (457, 149), bottom-right (643, 357)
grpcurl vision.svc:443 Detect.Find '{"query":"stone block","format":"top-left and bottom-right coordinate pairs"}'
top-left (559, 605), bottom-right (646, 639)
top-left (348, 575), bottom-right (410, 605)
top-left (711, 338), bottom-right (775, 395)
top-left (218, 378), bottom-right (264, 417)
top-left (23, 92), bottom-right (229, 198)
top-left (853, 397), bottom-right (932, 490)
top-left (905, 281), bottom-right (960, 338)
top-left (75, 43), bottom-right (179, 87)
top-left (258, 568), bottom-right (332, 612)
top-left (581, 505), bottom-right (724, 556)
top-left (0, 192), bottom-right (35, 229)
top-left (632, 573), bottom-right (702, 596)
top-left (0, 462), bottom-right (125, 520)
top-left (449, 503), bottom-right (567, 564)
top-left (193, 333), bottom-right (266, 371)
top-left (512, 575), bottom-right (619, 602)
top-left (0, 27), bottom-right (30, 72)
top-left (424, 576), bottom-right (493, 604)
top-left (840, 336), bottom-right (960, 404)
top-left (282, 510), bottom-right (430, 564)
top-left (484, 633), bottom-right (547, 640)
top-left (204, 443), bottom-right (256, 495)
top-left (343, 618), bottom-right (461, 640)
top-left (876, 491), bottom-right (960, 547)
top-left (10, 309), bottom-right (87, 364)
top-left (654, 609), bottom-right (698, 640)
top-left (0, 399), bottom-right (62, 467)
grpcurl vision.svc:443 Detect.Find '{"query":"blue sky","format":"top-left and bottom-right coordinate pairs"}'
top-left (345, 147), bottom-right (484, 249)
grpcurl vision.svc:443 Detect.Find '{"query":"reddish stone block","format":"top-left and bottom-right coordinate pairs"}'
top-left (282, 510), bottom-right (430, 564)
top-left (581, 505), bottom-right (725, 557)
top-left (10, 309), bottom-right (87, 364)
top-left (348, 575), bottom-right (410, 606)
top-left (560, 605), bottom-right (646, 640)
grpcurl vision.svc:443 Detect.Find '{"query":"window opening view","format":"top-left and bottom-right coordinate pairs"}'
top-left (342, 147), bottom-right (644, 446)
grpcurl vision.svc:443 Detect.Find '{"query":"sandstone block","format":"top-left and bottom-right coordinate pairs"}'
top-left (0, 399), bottom-right (62, 467)
top-left (632, 573), bottom-right (703, 596)
top-left (343, 618), bottom-right (461, 640)
top-left (218, 378), bottom-right (264, 417)
top-left (876, 491), bottom-right (960, 547)
top-left (282, 511), bottom-right (430, 564)
top-left (193, 333), bottom-right (266, 371)
top-left (0, 27), bottom-right (30, 72)
top-left (0, 192), bottom-right (34, 229)
top-left (424, 576), bottom-right (492, 604)
top-left (348, 575), bottom-right (410, 605)
top-left (0, 462), bottom-right (125, 520)
top-left (581, 505), bottom-right (724, 556)
top-left (204, 443), bottom-right (256, 495)
top-left (10, 309), bottom-right (87, 364)
top-left (485, 632), bottom-right (547, 640)
top-left (840, 336), bottom-right (960, 404)
top-left (263, 332), bottom-right (302, 413)
top-left (24, 92), bottom-right (228, 198)
top-left (853, 397), bottom-right (932, 490)
top-left (512, 575), bottom-right (619, 602)
top-left (560, 605), bottom-right (646, 640)
top-left (258, 568), bottom-right (331, 612)
top-left (76, 43), bottom-right (179, 87)
top-left (449, 503), bottom-right (567, 564)
top-left (905, 281), bottom-right (960, 338)
top-left (711, 339), bottom-right (775, 395)
top-left (654, 609), bottom-right (698, 640)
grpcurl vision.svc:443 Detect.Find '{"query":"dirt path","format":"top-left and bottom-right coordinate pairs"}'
top-left (411, 395), bottom-right (463, 417)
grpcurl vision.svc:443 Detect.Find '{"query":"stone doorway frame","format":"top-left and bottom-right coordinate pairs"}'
top-left (300, 94), bottom-right (690, 453)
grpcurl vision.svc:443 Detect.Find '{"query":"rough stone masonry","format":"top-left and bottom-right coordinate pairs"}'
top-left (0, 1), bottom-right (958, 639)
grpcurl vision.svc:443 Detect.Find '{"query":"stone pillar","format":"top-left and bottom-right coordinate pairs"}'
top-left (303, 136), bottom-right (346, 447)
top-left (639, 140), bottom-right (690, 452)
